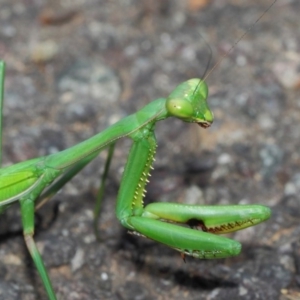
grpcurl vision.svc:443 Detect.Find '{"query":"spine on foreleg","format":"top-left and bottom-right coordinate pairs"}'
top-left (116, 133), bottom-right (157, 229)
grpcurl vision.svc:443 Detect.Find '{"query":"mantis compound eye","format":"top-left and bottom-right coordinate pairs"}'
top-left (166, 98), bottom-right (194, 120)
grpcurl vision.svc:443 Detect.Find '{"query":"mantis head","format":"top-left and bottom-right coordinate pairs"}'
top-left (166, 78), bottom-right (213, 128)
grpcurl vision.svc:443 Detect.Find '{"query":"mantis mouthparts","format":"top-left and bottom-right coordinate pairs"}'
top-left (198, 121), bottom-right (212, 128)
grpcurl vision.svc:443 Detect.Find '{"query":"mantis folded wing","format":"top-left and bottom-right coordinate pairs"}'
top-left (0, 62), bottom-right (270, 299)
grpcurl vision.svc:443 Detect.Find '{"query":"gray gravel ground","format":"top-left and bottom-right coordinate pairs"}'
top-left (0, 0), bottom-right (299, 299)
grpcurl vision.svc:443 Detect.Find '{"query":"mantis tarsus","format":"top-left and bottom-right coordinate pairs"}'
top-left (0, 60), bottom-right (271, 299)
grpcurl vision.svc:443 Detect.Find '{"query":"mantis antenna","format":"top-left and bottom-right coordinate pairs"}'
top-left (202, 0), bottom-right (277, 82)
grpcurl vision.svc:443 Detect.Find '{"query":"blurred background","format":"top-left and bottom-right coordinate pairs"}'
top-left (0, 0), bottom-right (299, 299)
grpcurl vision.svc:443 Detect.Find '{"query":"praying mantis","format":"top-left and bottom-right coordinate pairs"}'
top-left (0, 2), bottom-right (278, 299)
top-left (0, 60), bottom-right (271, 299)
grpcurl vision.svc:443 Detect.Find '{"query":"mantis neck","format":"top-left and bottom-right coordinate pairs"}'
top-left (44, 98), bottom-right (168, 170)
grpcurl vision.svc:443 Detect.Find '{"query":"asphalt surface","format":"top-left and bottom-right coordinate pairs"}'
top-left (0, 1), bottom-right (299, 299)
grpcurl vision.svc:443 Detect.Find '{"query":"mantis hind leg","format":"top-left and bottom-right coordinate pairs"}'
top-left (20, 198), bottom-right (57, 300)
top-left (93, 142), bottom-right (115, 240)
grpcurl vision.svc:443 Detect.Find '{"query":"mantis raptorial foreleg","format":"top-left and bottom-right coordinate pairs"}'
top-left (0, 57), bottom-right (271, 299)
top-left (115, 128), bottom-right (270, 259)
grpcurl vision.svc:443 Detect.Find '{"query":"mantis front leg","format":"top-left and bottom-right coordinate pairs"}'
top-left (116, 130), bottom-right (270, 259)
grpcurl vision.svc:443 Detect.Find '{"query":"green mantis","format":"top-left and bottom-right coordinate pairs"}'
top-left (0, 59), bottom-right (270, 299)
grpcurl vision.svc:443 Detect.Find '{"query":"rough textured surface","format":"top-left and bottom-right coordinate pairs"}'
top-left (0, 0), bottom-right (299, 299)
